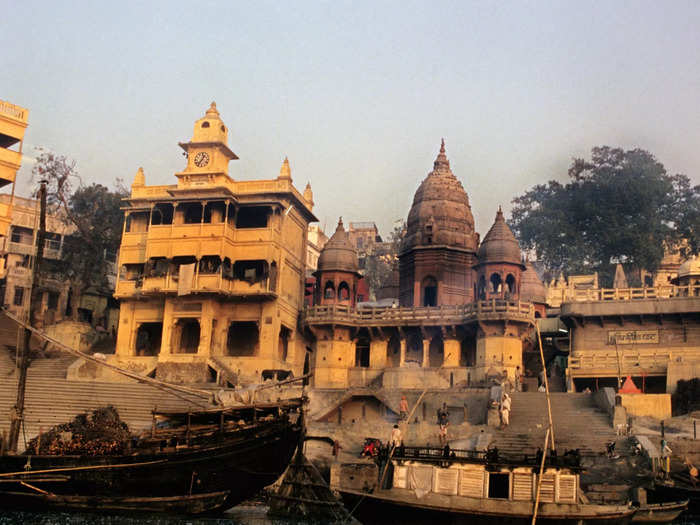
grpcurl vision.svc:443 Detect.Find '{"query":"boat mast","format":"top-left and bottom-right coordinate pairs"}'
top-left (535, 321), bottom-right (555, 450)
top-left (7, 180), bottom-right (47, 453)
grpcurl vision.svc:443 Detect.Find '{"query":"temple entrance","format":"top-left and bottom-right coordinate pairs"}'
top-left (422, 276), bottom-right (437, 306)
top-left (461, 338), bottom-right (476, 367)
top-left (355, 336), bottom-right (370, 368)
top-left (226, 321), bottom-right (259, 356)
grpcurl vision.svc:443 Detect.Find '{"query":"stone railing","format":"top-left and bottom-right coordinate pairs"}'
top-left (561, 284), bottom-right (700, 303)
top-left (303, 300), bottom-right (535, 326)
top-left (0, 100), bottom-right (28, 122)
top-left (567, 348), bottom-right (695, 375)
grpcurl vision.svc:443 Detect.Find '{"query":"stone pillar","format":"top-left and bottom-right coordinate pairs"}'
top-left (422, 339), bottom-right (430, 368)
top-left (443, 338), bottom-right (461, 367)
top-left (369, 339), bottom-right (388, 369)
top-left (399, 339), bottom-right (407, 367)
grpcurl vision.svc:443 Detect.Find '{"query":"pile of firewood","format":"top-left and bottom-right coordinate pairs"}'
top-left (26, 406), bottom-right (132, 456)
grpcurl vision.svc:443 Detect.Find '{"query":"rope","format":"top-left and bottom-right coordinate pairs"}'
top-left (1, 308), bottom-right (214, 404)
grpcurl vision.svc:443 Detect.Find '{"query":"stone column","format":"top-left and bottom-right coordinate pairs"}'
top-left (399, 339), bottom-right (407, 367)
top-left (422, 339), bottom-right (430, 368)
top-left (443, 338), bottom-right (461, 367)
top-left (369, 339), bottom-right (388, 369)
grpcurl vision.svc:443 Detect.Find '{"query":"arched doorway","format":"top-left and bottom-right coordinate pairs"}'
top-left (422, 276), bottom-right (437, 307)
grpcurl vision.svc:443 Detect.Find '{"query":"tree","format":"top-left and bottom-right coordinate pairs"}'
top-left (510, 146), bottom-right (700, 285)
top-left (32, 151), bottom-right (127, 321)
top-left (362, 221), bottom-right (405, 300)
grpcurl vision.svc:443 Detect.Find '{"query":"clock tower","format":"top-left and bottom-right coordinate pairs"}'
top-left (176, 102), bottom-right (238, 187)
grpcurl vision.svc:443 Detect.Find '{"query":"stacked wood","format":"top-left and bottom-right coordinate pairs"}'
top-left (268, 448), bottom-right (354, 524)
top-left (25, 406), bottom-right (131, 456)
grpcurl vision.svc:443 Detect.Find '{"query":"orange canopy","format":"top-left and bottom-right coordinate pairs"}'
top-left (619, 376), bottom-right (642, 394)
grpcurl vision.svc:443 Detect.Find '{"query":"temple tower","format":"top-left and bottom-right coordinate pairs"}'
top-left (314, 218), bottom-right (362, 307)
top-left (399, 140), bottom-right (479, 306)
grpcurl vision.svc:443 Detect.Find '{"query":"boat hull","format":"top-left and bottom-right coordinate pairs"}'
top-left (631, 500), bottom-right (688, 523)
top-left (0, 419), bottom-right (301, 514)
top-left (339, 488), bottom-right (636, 525)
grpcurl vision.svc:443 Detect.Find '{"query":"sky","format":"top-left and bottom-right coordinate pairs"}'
top-left (2, 0), bottom-right (699, 239)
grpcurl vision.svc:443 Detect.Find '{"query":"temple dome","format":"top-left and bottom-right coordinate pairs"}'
top-left (402, 140), bottom-right (477, 253)
top-left (317, 218), bottom-right (359, 274)
top-left (520, 262), bottom-right (547, 304)
top-left (477, 208), bottom-right (522, 265)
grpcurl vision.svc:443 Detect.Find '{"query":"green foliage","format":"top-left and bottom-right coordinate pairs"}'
top-left (510, 146), bottom-right (700, 284)
top-left (361, 221), bottom-right (405, 300)
top-left (32, 151), bottom-right (127, 302)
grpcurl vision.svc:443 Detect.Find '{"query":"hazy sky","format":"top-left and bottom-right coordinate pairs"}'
top-left (2, 0), bottom-right (699, 238)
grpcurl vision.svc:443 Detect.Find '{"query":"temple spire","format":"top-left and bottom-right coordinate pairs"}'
top-left (433, 138), bottom-right (450, 171)
top-left (278, 156), bottom-right (292, 181)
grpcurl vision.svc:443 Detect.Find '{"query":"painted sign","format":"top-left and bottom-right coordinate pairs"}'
top-left (607, 330), bottom-right (659, 345)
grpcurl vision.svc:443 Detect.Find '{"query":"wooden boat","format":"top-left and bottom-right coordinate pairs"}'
top-left (631, 499), bottom-right (688, 523)
top-left (331, 446), bottom-right (637, 525)
top-left (652, 473), bottom-right (700, 513)
top-left (0, 399), bottom-right (303, 514)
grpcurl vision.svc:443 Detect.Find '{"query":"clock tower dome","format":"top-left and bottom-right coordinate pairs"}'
top-left (176, 102), bottom-right (238, 187)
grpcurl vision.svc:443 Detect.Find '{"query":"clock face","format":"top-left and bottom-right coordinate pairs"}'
top-left (193, 151), bottom-right (210, 167)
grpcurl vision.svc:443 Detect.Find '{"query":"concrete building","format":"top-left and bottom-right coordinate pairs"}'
top-left (108, 103), bottom-right (317, 384)
top-left (0, 99), bottom-right (28, 248)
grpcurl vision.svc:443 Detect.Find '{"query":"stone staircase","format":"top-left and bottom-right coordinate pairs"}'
top-left (492, 392), bottom-right (617, 457)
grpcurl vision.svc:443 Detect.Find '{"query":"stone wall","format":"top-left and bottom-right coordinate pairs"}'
top-left (620, 393), bottom-right (671, 420)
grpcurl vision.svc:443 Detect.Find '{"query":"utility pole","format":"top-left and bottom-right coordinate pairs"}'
top-left (7, 180), bottom-right (47, 453)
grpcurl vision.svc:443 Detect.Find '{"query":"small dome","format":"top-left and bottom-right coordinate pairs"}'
top-left (317, 218), bottom-right (359, 274)
top-left (677, 255), bottom-right (700, 279)
top-left (520, 262), bottom-right (547, 304)
top-left (477, 208), bottom-right (522, 265)
top-left (402, 140), bottom-right (478, 253)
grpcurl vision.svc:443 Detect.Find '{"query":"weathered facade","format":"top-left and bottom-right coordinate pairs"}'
top-left (305, 142), bottom-right (540, 389)
top-left (0, 99), bottom-right (28, 254)
top-left (109, 103), bottom-right (317, 384)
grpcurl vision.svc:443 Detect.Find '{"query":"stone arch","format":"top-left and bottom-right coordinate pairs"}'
top-left (505, 274), bottom-right (516, 296)
top-left (489, 273), bottom-right (502, 294)
top-left (478, 275), bottom-right (486, 300)
top-left (338, 281), bottom-right (351, 302)
top-left (135, 322), bottom-right (162, 356)
top-left (324, 281), bottom-right (335, 300)
top-left (422, 276), bottom-right (438, 307)
top-left (406, 331), bottom-right (423, 366)
top-left (173, 318), bottom-right (200, 354)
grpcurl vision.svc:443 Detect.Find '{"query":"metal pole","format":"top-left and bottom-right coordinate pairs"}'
top-left (8, 181), bottom-right (47, 453)
top-left (531, 427), bottom-right (551, 525)
top-left (536, 322), bottom-right (556, 450)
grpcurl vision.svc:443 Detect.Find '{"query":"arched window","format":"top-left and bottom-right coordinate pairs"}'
top-left (324, 281), bottom-right (335, 300)
top-left (478, 276), bottom-right (486, 300)
top-left (338, 282), bottom-right (351, 301)
top-left (490, 273), bottom-right (502, 294)
top-left (201, 121), bottom-right (210, 128)
top-left (505, 274), bottom-right (516, 296)
top-left (422, 276), bottom-right (437, 307)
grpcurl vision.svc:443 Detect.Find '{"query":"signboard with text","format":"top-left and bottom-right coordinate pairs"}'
top-left (607, 330), bottom-right (659, 345)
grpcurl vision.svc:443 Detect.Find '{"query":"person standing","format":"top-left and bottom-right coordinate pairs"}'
top-left (390, 424), bottom-right (402, 448)
top-left (661, 439), bottom-right (672, 479)
top-left (500, 393), bottom-right (512, 429)
top-left (437, 403), bottom-right (449, 426)
top-left (514, 366), bottom-right (522, 392)
top-left (399, 395), bottom-right (409, 421)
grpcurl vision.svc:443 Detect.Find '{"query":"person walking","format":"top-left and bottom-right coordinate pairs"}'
top-left (500, 393), bottom-right (512, 429)
top-left (437, 402), bottom-right (449, 426)
top-left (514, 366), bottom-right (522, 392)
top-left (390, 424), bottom-right (402, 448)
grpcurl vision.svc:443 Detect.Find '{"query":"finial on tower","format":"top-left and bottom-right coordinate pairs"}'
top-left (303, 181), bottom-right (314, 208)
top-left (440, 138), bottom-right (445, 153)
top-left (132, 167), bottom-right (145, 187)
top-left (433, 138), bottom-right (450, 171)
top-left (206, 101), bottom-right (219, 117)
top-left (336, 217), bottom-right (344, 232)
top-left (278, 156), bottom-right (292, 181)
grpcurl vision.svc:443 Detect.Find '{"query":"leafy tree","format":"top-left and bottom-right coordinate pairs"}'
top-left (362, 221), bottom-right (405, 300)
top-left (32, 151), bottom-right (127, 321)
top-left (510, 147), bottom-right (700, 285)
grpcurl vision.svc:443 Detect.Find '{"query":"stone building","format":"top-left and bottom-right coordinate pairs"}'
top-left (109, 103), bottom-right (317, 384)
top-left (0, 99), bottom-right (28, 248)
top-left (304, 141), bottom-right (540, 389)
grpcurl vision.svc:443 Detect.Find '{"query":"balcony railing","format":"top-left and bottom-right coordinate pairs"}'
top-left (117, 273), bottom-right (276, 298)
top-left (561, 284), bottom-right (700, 303)
top-left (567, 348), bottom-right (700, 375)
top-left (303, 300), bottom-right (535, 326)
